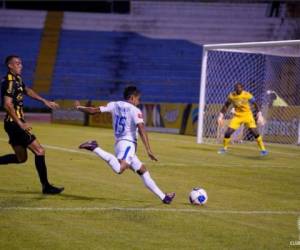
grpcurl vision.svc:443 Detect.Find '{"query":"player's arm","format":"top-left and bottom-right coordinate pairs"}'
top-left (220, 99), bottom-right (231, 114)
top-left (252, 101), bottom-right (260, 112)
top-left (217, 99), bottom-right (231, 126)
top-left (3, 96), bottom-right (31, 131)
top-left (25, 87), bottom-right (59, 110)
top-left (137, 123), bottom-right (158, 161)
top-left (74, 100), bottom-right (101, 115)
top-left (250, 98), bottom-right (265, 126)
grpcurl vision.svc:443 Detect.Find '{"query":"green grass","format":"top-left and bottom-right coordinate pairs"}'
top-left (0, 122), bottom-right (299, 250)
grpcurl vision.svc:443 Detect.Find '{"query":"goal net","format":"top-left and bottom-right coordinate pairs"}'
top-left (197, 40), bottom-right (300, 145)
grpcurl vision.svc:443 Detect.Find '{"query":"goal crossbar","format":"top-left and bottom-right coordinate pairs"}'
top-left (203, 40), bottom-right (300, 50)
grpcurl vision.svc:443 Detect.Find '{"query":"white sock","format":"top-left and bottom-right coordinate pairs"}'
top-left (140, 171), bottom-right (165, 200)
top-left (93, 147), bottom-right (121, 174)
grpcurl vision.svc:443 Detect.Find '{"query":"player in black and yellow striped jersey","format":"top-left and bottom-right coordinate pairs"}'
top-left (0, 55), bottom-right (64, 194)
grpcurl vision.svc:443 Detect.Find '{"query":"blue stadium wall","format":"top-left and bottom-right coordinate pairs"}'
top-left (1, 26), bottom-right (300, 107)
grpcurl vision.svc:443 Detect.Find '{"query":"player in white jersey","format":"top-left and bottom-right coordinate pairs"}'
top-left (75, 86), bottom-right (175, 204)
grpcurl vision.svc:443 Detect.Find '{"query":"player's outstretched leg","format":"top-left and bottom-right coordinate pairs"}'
top-left (137, 166), bottom-right (175, 205)
top-left (79, 140), bottom-right (121, 174)
top-left (0, 154), bottom-right (20, 164)
top-left (0, 145), bottom-right (28, 165)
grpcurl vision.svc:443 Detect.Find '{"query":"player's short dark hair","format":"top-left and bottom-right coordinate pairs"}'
top-left (235, 82), bottom-right (244, 88)
top-left (123, 85), bottom-right (140, 100)
top-left (5, 55), bottom-right (20, 67)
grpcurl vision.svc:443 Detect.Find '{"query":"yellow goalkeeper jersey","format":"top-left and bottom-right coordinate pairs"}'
top-left (228, 90), bottom-right (255, 117)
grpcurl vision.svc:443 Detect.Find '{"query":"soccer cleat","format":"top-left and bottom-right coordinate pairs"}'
top-left (218, 148), bottom-right (227, 154)
top-left (42, 184), bottom-right (64, 195)
top-left (260, 150), bottom-right (268, 156)
top-left (79, 140), bottom-right (98, 151)
top-left (162, 192), bottom-right (176, 204)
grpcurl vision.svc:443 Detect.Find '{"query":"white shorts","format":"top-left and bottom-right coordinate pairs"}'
top-left (115, 140), bottom-right (142, 172)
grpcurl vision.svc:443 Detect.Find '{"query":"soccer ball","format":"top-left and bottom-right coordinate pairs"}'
top-left (189, 187), bottom-right (208, 205)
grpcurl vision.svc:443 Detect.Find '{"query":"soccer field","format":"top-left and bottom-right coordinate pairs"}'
top-left (0, 122), bottom-right (299, 250)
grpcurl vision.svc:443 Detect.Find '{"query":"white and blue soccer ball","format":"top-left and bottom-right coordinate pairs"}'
top-left (189, 187), bottom-right (208, 205)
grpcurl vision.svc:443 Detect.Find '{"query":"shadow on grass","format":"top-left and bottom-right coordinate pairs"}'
top-left (0, 189), bottom-right (148, 204)
top-left (0, 188), bottom-right (45, 198)
top-left (60, 193), bottom-right (150, 204)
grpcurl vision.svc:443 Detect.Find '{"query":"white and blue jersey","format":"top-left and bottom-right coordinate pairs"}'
top-left (100, 101), bottom-right (144, 171)
top-left (100, 101), bottom-right (144, 143)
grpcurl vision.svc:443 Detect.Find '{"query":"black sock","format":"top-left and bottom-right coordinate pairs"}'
top-left (0, 154), bottom-right (19, 164)
top-left (35, 155), bottom-right (49, 187)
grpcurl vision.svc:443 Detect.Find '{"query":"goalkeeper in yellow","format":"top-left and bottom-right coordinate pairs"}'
top-left (217, 83), bottom-right (268, 156)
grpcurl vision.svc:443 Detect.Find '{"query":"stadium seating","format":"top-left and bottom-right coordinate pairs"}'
top-left (51, 30), bottom-right (202, 103)
top-left (0, 10), bottom-right (46, 108)
top-left (0, 2), bottom-right (299, 106)
top-left (0, 27), bottom-right (42, 84)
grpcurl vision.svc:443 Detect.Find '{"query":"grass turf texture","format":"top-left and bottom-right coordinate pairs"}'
top-left (0, 122), bottom-right (299, 249)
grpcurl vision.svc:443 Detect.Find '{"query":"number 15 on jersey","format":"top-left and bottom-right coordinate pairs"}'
top-left (115, 115), bottom-right (126, 136)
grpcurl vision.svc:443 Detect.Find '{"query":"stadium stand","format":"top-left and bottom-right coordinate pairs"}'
top-left (33, 11), bottom-right (63, 94)
top-left (0, 10), bottom-right (45, 82)
top-left (0, 9), bottom-right (46, 107)
top-left (51, 30), bottom-right (201, 103)
top-left (0, 2), bottom-right (299, 106)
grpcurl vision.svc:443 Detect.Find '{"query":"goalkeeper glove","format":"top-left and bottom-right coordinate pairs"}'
top-left (217, 113), bottom-right (224, 126)
top-left (257, 111), bottom-right (265, 126)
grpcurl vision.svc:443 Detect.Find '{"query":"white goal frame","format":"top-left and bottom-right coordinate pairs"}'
top-left (197, 40), bottom-right (300, 144)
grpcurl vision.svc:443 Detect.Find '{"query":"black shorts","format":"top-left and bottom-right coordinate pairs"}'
top-left (4, 121), bottom-right (36, 147)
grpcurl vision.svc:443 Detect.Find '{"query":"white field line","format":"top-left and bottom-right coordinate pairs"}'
top-left (0, 138), bottom-right (298, 215)
top-left (0, 142), bottom-right (294, 170)
top-left (0, 206), bottom-right (299, 215)
top-left (150, 162), bottom-right (298, 169)
top-left (43, 144), bottom-right (91, 156)
top-left (0, 138), bottom-right (91, 156)
top-left (1, 133), bottom-right (299, 159)
top-left (0, 138), bottom-right (298, 169)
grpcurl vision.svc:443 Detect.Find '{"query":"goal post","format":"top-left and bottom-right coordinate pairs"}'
top-left (197, 40), bottom-right (300, 145)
